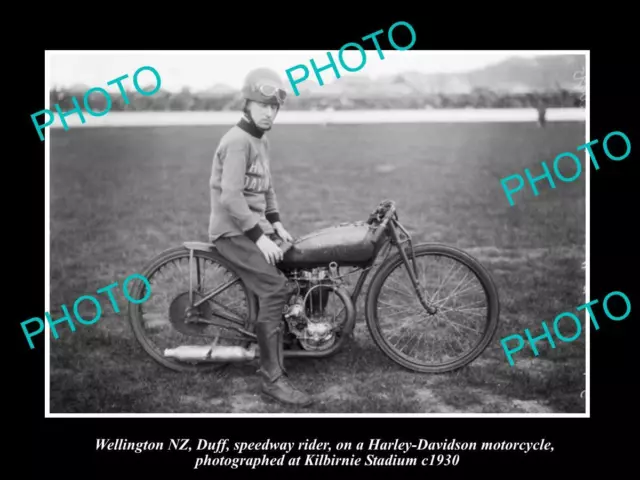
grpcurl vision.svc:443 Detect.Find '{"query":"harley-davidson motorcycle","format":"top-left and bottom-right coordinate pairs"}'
top-left (127, 200), bottom-right (500, 374)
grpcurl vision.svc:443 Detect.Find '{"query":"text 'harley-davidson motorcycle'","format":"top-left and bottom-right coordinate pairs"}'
top-left (126, 200), bottom-right (501, 374)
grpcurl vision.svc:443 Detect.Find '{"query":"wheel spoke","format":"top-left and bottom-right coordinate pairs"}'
top-left (383, 276), bottom-right (419, 299)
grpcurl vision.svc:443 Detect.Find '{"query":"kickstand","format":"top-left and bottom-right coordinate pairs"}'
top-left (210, 331), bottom-right (221, 349)
top-left (204, 331), bottom-right (221, 360)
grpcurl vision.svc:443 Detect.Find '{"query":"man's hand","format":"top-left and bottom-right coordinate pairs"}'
top-left (272, 221), bottom-right (294, 242)
top-left (256, 235), bottom-right (283, 265)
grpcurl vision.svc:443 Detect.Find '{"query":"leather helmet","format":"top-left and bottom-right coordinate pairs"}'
top-left (241, 67), bottom-right (287, 106)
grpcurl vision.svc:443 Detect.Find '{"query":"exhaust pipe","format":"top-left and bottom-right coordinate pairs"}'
top-left (164, 344), bottom-right (257, 362)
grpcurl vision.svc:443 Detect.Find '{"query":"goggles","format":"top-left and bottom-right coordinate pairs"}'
top-left (256, 84), bottom-right (287, 104)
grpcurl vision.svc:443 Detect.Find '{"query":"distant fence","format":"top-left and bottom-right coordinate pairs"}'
top-left (49, 108), bottom-right (585, 128)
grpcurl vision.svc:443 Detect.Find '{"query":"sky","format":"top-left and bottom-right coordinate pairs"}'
top-left (48, 51), bottom-right (553, 93)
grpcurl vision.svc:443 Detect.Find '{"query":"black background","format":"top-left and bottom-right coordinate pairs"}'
top-left (13, 11), bottom-right (637, 478)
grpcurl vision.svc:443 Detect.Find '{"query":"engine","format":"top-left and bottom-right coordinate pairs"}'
top-left (283, 265), bottom-right (347, 351)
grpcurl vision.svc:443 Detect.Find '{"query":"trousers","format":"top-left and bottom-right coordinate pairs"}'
top-left (213, 232), bottom-right (314, 406)
top-left (213, 233), bottom-right (289, 325)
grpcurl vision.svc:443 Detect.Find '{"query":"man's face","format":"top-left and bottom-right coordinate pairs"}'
top-left (248, 101), bottom-right (279, 130)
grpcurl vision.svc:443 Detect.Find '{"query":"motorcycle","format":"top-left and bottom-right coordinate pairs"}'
top-left (127, 199), bottom-right (500, 374)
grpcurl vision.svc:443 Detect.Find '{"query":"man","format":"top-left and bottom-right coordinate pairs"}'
top-left (208, 67), bottom-right (313, 407)
top-left (537, 101), bottom-right (547, 128)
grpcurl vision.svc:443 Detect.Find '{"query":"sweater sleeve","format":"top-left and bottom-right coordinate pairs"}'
top-left (263, 136), bottom-right (281, 224)
top-left (265, 173), bottom-right (280, 224)
top-left (219, 140), bottom-right (264, 241)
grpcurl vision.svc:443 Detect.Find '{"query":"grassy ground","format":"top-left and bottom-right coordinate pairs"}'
top-left (48, 120), bottom-right (586, 414)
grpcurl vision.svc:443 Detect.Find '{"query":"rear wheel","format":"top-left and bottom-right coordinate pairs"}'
top-left (127, 246), bottom-right (256, 373)
top-left (365, 243), bottom-right (500, 373)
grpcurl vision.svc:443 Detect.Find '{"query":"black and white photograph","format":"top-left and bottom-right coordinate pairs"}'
top-left (44, 49), bottom-right (588, 416)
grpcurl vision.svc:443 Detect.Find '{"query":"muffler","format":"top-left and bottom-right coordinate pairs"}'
top-left (164, 344), bottom-right (257, 362)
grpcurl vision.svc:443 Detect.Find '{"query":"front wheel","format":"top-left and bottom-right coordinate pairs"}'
top-left (365, 243), bottom-right (500, 373)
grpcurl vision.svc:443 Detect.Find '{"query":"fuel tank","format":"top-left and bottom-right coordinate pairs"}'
top-left (280, 221), bottom-right (378, 270)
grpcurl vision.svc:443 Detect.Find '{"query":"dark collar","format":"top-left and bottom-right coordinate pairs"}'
top-left (237, 116), bottom-right (264, 139)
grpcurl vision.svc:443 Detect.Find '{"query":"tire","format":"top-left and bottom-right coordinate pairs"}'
top-left (127, 246), bottom-right (257, 373)
top-left (365, 243), bottom-right (500, 373)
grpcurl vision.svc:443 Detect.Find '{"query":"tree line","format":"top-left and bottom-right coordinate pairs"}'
top-left (49, 87), bottom-right (584, 112)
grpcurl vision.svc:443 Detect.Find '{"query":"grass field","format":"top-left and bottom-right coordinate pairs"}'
top-left (48, 119), bottom-right (587, 414)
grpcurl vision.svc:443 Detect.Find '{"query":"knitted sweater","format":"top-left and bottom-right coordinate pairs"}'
top-left (208, 117), bottom-right (281, 243)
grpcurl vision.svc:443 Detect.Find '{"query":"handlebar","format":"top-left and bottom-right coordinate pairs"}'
top-left (368, 199), bottom-right (396, 222)
top-left (368, 200), bottom-right (397, 243)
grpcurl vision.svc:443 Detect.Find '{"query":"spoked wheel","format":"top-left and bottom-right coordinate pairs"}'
top-left (365, 243), bottom-right (500, 373)
top-left (127, 246), bottom-right (256, 373)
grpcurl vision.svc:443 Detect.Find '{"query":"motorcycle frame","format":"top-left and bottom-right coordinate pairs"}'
top-left (181, 202), bottom-right (427, 359)
top-left (350, 211), bottom-right (420, 305)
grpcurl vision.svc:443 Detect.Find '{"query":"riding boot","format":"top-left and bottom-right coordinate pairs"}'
top-left (256, 322), bottom-right (313, 406)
